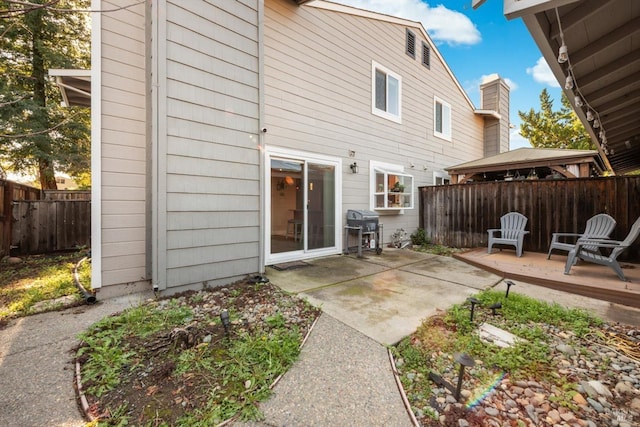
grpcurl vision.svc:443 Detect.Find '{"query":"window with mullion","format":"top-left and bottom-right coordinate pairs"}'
top-left (371, 61), bottom-right (402, 123)
top-left (434, 96), bottom-right (451, 141)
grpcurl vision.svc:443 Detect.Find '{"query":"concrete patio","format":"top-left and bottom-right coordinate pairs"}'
top-left (266, 248), bottom-right (640, 345)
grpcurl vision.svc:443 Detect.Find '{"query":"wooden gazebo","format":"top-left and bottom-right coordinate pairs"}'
top-left (446, 148), bottom-right (604, 184)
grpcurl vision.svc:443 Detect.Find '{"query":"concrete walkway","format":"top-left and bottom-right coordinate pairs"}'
top-left (0, 292), bottom-right (153, 427)
top-left (2, 249), bottom-right (639, 426)
top-left (239, 314), bottom-right (412, 427)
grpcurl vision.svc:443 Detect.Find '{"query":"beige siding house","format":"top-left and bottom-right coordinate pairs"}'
top-left (91, 0), bottom-right (509, 297)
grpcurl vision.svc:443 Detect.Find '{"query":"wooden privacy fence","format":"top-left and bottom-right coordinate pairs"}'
top-left (1, 179), bottom-right (91, 256)
top-left (419, 176), bottom-right (640, 261)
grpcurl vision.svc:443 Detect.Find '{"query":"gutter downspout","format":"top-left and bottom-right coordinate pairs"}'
top-left (258, 0), bottom-right (266, 275)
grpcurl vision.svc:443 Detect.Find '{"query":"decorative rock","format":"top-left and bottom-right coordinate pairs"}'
top-left (615, 382), bottom-right (634, 395)
top-left (630, 397), bottom-right (640, 411)
top-left (511, 386), bottom-right (524, 395)
top-left (6, 256), bottom-right (23, 264)
top-left (573, 392), bottom-right (587, 405)
top-left (485, 407), bottom-right (499, 416)
top-left (458, 420), bottom-right (469, 427)
top-left (525, 404), bottom-right (538, 424)
top-left (586, 397), bottom-right (604, 413)
top-left (580, 381), bottom-right (598, 399)
top-left (460, 389), bottom-right (472, 399)
top-left (587, 380), bottom-right (612, 398)
top-left (556, 343), bottom-right (575, 355)
top-left (547, 409), bottom-right (561, 423)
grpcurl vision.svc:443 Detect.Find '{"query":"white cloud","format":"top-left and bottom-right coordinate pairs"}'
top-left (504, 78), bottom-right (518, 91)
top-left (526, 57), bottom-right (560, 88)
top-left (479, 74), bottom-right (518, 91)
top-left (510, 127), bottom-right (532, 150)
top-left (332, 0), bottom-right (481, 46)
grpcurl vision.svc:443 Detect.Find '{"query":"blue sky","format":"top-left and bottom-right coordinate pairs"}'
top-left (332, 0), bottom-right (565, 149)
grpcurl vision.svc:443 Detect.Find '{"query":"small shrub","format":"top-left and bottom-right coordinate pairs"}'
top-left (410, 228), bottom-right (429, 246)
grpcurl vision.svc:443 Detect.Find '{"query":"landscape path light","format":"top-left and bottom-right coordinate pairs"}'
top-left (220, 309), bottom-right (231, 336)
top-left (504, 280), bottom-right (515, 298)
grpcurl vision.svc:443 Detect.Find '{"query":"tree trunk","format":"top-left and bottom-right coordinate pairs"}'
top-left (31, 7), bottom-right (57, 190)
top-left (39, 160), bottom-right (57, 190)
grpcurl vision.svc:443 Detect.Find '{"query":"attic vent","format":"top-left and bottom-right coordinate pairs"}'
top-left (406, 29), bottom-right (416, 58)
top-left (422, 42), bottom-right (430, 69)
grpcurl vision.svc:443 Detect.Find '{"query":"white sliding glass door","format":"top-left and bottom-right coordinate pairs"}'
top-left (266, 147), bottom-right (341, 264)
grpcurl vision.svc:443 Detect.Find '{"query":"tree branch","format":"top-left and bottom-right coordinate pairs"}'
top-left (0, 0), bottom-right (145, 18)
top-left (0, 112), bottom-right (81, 139)
top-left (0, 93), bottom-right (31, 107)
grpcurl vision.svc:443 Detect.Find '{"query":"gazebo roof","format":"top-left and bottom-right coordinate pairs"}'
top-left (446, 147), bottom-right (601, 175)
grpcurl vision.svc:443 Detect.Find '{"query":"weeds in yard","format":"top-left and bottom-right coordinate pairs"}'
top-left (410, 228), bottom-right (463, 256)
top-left (394, 289), bottom-right (605, 423)
top-left (77, 282), bottom-right (320, 425)
top-left (0, 251), bottom-right (90, 323)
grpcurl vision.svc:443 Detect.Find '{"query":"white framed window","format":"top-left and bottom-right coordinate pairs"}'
top-left (372, 61), bottom-right (402, 123)
top-left (434, 96), bottom-right (452, 141)
top-left (433, 171), bottom-right (450, 185)
top-left (370, 160), bottom-right (413, 210)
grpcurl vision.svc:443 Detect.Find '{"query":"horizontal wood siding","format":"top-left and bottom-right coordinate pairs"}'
top-left (101, 1), bottom-right (148, 286)
top-left (419, 177), bottom-right (640, 260)
top-left (264, 0), bottom-right (485, 240)
top-left (163, 0), bottom-right (260, 289)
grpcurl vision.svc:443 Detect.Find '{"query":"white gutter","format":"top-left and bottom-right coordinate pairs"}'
top-left (258, 0), bottom-right (266, 274)
top-left (151, 0), bottom-right (168, 291)
top-left (90, 0), bottom-right (102, 288)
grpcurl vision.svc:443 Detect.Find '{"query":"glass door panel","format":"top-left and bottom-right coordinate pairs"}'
top-left (270, 159), bottom-right (303, 254)
top-left (307, 163), bottom-right (335, 250)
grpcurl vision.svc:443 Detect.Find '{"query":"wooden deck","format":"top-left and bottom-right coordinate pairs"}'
top-left (455, 248), bottom-right (640, 309)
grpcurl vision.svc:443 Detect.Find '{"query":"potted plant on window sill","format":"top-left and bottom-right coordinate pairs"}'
top-left (391, 182), bottom-right (405, 193)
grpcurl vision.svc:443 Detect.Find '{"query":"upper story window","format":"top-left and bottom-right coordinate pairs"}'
top-left (406, 29), bottom-right (416, 58)
top-left (422, 42), bottom-right (430, 69)
top-left (372, 61), bottom-right (402, 124)
top-left (434, 96), bottom-right (452, 141)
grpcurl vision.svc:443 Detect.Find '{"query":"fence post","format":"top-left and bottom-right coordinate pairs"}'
top-left (1, 181), bottom-right (14, 257)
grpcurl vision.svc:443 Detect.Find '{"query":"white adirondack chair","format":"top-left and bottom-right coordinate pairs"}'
top-left (547, 213), bottom-right (616, 259)
top-left (564, 216), bottom-right (640, 281)
top-left (487, 212), bottom-right (529, 257)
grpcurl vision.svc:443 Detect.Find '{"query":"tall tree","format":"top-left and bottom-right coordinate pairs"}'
top-left (0, 0), bottom-right (90, 189)
top-left (518, 88), bottom-right (593, 150)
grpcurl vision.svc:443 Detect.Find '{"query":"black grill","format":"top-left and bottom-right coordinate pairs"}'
top-left (346, 209), bottom-right (379, 233)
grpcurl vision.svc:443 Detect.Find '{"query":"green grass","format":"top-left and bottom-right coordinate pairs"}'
top-left (76, 287), bottom-right (315, 425)
top-left (78, 301), bottom-right (193, 397)
top-left (393, 290), bottom-right (604, 415)
top-left (0, 251), bottom-right (91, 322)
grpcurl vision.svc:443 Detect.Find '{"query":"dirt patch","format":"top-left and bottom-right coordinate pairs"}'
top-left (76, 280), bottom-right (321, 425)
